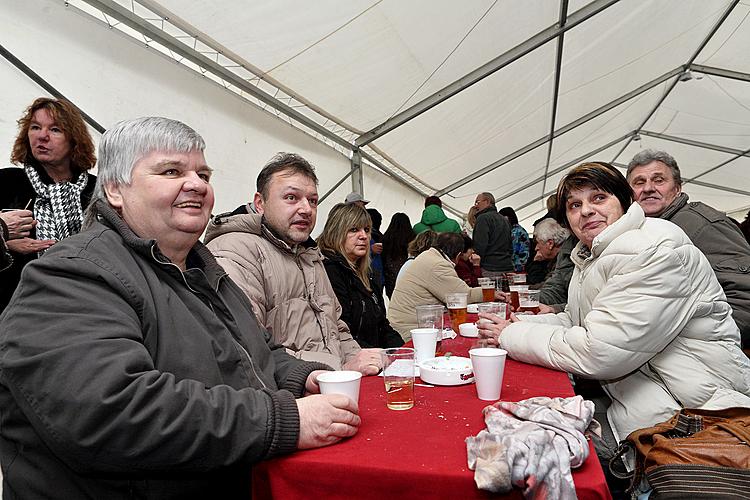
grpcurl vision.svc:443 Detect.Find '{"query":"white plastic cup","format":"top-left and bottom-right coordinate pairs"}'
top-left (410, 328), bottom-right (438, 364)
top-left (469, 348), bottom-right (507, 401)
top-left (317, 370), bottom-right (363, 404)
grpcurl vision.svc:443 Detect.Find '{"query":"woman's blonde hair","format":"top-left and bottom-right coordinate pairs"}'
top-left (318, 203), bottom-right (372, 291)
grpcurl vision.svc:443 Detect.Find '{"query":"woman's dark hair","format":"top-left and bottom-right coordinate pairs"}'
top-left (498, 206), bottom-right (519, 225)
top-left (366, 208), bottom-right (382, 231)
top-left (425, 195), bottom-right (442, 208)
top-left (556, 161), bottom-right (634, 228)
top-left (434, 232), bottom-right (465, 260)
top-left (462, 234), bottom-right (473, 253)
top-left (382, 213), bottom-right (414, 264)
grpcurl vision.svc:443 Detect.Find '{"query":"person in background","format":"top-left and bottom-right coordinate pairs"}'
top-left (473, 192), bottom-right (514, 277)
top-left (478, 161), bottom-right (750, 480)
top-left (498, 206), bottom-right (530, 273)
top-left (205, 153), bottom-right (382, 374)
top-left (388, 232), bottom-right (501, 340)
top-left (455, 234), bottom-right (482, 287)
top-left (525, 195), bottom-right (559, 285)
top-left (627, 149), bottom-right (750, 351)
top-left (413, 195), bottom-right (461, 234)
top-left (530, 218), bottom-right (570, 286)
top-left (0, 117), bottom-right (360, 498)
top-left (463, 206), bottom-right (478, 236)
top-left (381, 212), bottom-right (415, 298)
top-left (0, 97), bottom-right (97, 311)
top-left (395, 230), bottom-right (438, 283)
top-left (366, 207), bottom-right (385, 293)
top-left (740, 209), bottom-right (750, 245)
top-left (318, 203), bottom-right (403, 349)
top-left (344, 191), bottom-right (369, 208)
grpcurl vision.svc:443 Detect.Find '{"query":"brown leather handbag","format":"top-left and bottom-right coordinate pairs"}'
top-left (611, 407), bottom-right (750, 498)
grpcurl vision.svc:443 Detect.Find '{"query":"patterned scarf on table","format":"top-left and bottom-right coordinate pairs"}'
top-left (25, 165), bottom-right (88, 251)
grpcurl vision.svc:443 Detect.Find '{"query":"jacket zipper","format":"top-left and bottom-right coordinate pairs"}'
top-left (150, 246), bottom-right (267, 389)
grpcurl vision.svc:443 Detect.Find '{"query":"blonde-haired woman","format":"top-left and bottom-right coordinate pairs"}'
top-left (318, 203), bottom-right (403, 349)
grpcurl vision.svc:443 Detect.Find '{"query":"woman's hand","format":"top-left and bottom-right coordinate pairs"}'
top-left (477, 312), bottom-right (511, 347)
top-left (0, 210), bottom-right (36, 239)
top-left (6, 237), bottom-right (56, 254)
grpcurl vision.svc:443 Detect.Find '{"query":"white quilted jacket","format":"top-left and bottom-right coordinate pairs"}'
top-left (501, 203), bottom-right (750, 441)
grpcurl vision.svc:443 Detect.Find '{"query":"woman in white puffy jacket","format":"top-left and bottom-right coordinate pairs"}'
top-left (478, 161), bottom-right (750, 455)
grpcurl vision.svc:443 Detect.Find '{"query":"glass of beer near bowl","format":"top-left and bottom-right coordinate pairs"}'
top-left (382, 347), bottom-right (415, 410)
top-left (478, 277), bottom-right (496, 302)
top-left (446, 292), bottom-right (468, 328)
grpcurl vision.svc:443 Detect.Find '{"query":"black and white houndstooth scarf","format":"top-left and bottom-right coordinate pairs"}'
top-left (25, 165), bottom-right (88, 247)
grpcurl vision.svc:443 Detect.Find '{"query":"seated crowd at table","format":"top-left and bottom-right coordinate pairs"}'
top-left (1, 97), bottom-right (749, 497)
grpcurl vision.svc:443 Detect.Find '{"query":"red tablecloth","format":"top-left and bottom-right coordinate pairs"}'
top-left (253, 330), bottom-right (610, 499)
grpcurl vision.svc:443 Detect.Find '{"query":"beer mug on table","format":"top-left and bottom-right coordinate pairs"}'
top-left (477, 277), bottom-right (496, 302)
top-left (446, 292), bottom-right (468, 328)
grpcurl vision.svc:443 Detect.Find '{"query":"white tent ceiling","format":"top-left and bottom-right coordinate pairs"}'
top-left (2, 0), bottom-right (749, 230)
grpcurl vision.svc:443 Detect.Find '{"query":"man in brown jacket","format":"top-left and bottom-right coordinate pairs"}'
top-left (205, 153), bottom-right (383, 374)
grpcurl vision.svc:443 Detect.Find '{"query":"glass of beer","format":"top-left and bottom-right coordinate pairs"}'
top-left (382, 347), bottom-right (415, 410)
top-left (446, 292), bottom-right (468, 328)
top-left (518, 288), bottom-right (540, 314)
top-left (508, 285), bottom-right (528, 312)
top-left (416, 304), bottom-right (445, 353)
top-left (478, 278), bottom-right (496, 302)
top-left (477, 302), bottom-right (506, 327)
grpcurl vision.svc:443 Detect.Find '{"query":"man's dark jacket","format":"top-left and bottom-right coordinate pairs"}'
top-left (661, 193), bottom-right (750, 348)
top-left (0, 201), bottom-right (327, 499)
top-left (473, 206), bottom-right (513, 272)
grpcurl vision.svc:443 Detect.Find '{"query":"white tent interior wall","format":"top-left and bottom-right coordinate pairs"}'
top-left (2, 0), bottom-right (750, 233)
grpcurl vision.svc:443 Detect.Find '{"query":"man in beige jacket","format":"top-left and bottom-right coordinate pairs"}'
top-left (205, 153), bottom-right (382, 374)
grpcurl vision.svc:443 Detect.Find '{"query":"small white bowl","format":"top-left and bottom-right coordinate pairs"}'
top-left (459, 323), bottom-right (479, 338)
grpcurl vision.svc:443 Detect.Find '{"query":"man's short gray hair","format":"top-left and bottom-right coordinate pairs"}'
top-left (479, 192), bottom-right (496, 206)
top-left (533, 218), bottom-right (570, 246)
top-left (93, 117), bottom-right (206, 200)
top-left (626, 149), bottom-right (681, 185)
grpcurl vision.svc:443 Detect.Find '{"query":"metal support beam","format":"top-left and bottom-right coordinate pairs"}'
top-left (359, 151), bottom-right (464, 219)
top-left (493, 132), bottom-right (634, 205)
top-left (318, 170), bottom-right (353, 204)
top-left (354, 0), bottom-right (620, 147)
top-left (687, 146), bottom-right (750, 184)
top-left (610, 0), bottom-right (740, 163)
top-left (350, 149), bottom-right (364, 197)
top-left (82, 0), bottom-right (353, 149)
top-left (0, 43), bottom-right (105, 134)
top-left (690, 64), bottom-right (750, 83)
top-left (640, 130), bottom-right (750, 158)
top-left (541, 0), bottom-right (569, 199)
top-left (434, 66), bottom-right (681, 197)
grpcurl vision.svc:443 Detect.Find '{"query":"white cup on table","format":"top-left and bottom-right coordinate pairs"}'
top-left (317, 370), bottom-right (363, 404)
top-left (410, 327), bottom-right (438, 364)
top-left (469, 348), bottom-right (507, 400)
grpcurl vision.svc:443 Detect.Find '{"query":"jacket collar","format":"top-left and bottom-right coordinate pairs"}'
top-left (657, 192), bottom-right (689, 220)
top-left (93, 200), bottom-right (226, 285)
top-left (477, 206), bottom-right (497, 217)
top-left (570, 202), bottom-right (645, 266)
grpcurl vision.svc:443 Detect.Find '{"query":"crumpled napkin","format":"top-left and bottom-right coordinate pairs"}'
top-left (466, 395), bottom-right (598, 499)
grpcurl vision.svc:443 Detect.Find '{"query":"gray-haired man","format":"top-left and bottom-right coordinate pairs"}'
top-left (627, 149), bottom-right (750, 351)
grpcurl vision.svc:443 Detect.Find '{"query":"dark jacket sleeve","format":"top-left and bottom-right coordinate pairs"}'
top-left (0, 254), bottom-right (300, 474)
top-left (473, 214), bottom-right (491, 258)
top-left (539, 236), bottom-right (576, 308)
top-left (375, 289), bottom-right (405, 348)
